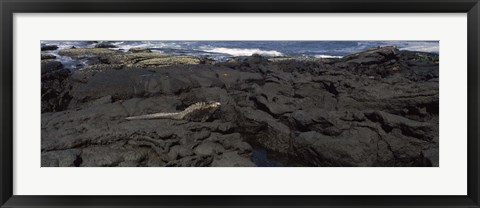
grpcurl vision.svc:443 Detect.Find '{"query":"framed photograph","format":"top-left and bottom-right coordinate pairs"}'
top-left (1, 0), bottom-right (479, 207)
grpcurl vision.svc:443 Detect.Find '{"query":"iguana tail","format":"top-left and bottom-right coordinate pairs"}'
top-left (125, 112), bottom-right (183, 120)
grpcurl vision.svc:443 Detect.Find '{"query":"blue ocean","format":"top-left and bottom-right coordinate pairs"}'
top-left (42, 41), bottom-right (439, 70)
top-left (42, 41), bottom-right (439, 58)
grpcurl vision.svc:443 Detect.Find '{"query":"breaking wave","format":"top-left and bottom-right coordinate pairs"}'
top-left (313, 54), bottom-right (343, 58)
top-left (204, 47), bottom-right (284, 57)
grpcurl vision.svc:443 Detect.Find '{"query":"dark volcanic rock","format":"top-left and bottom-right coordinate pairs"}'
top-left (42, 149), bottom-right (81, 167)
top-left (365, 110), bottom-right (434, 141)
top-left (41, 53), bottom-right (57, 60)
top-left (211, 151), bottom-right (256, 167)
top-left (194, 141), bottom-right (225, 156)
top-left (166, 155), bottom-right (213, 167)
top-left (237, 107), bottom-right (292, 154)
top-left (41, 46), bottom-right (439, 167)
top-left (168, 145), bottom-right (194, 160)
top-left (41, 61), bottom-right (71, 113)
top-left (95, 41), bottom-right (118, 48)
top-left (41, 44), bottom-right (58, 51)
top-left (343, 46), bottom-right (398, 65)
top-left (293, 128), bottom-right (379, 166)
top-left (59, 48), bottom-right (117, 59)
top-left (290, 109), bottom-right (349, 136)
top-left (337, 46), bottom-right (401, 77)
top-left (129, 47), bottom-right (152, 53)
top-left (41, 60), bottom-right (63, 74)
top-left (398, 51), bottom-right (439, 81)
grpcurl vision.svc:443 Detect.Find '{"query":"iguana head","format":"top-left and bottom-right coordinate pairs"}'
top-left (206, 101), bottom-right (221, 108)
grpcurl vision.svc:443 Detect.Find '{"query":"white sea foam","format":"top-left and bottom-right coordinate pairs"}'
top-left (381, 41), bottom-right (439, 53)
top-left (399, 45), bottom-right (439, 53)
top-left (115, 41), bottom-right (183, 51)
top-left (115, 42), bottom-right (149, 50)
top-left (204, 47), bottom-right (284, 57)
top-left (314, 54), bottom-right (343, 58)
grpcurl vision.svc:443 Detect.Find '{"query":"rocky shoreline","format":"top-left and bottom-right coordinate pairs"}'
top-left (41, 44), bottom-right (439, 167)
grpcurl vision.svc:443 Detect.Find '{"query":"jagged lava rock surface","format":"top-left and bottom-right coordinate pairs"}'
top-left (41, 46), bottom-right (439, 167)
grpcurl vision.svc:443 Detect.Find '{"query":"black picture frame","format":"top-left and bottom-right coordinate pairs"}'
top-left (1, 0), bottom-right (479, 207)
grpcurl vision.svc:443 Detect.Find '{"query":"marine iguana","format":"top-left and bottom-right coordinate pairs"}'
top-left (125, 101), bottom-right (221, 122)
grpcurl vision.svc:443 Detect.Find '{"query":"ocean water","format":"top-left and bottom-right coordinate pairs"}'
top-left (41, 41), bottom-right (439, 69)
